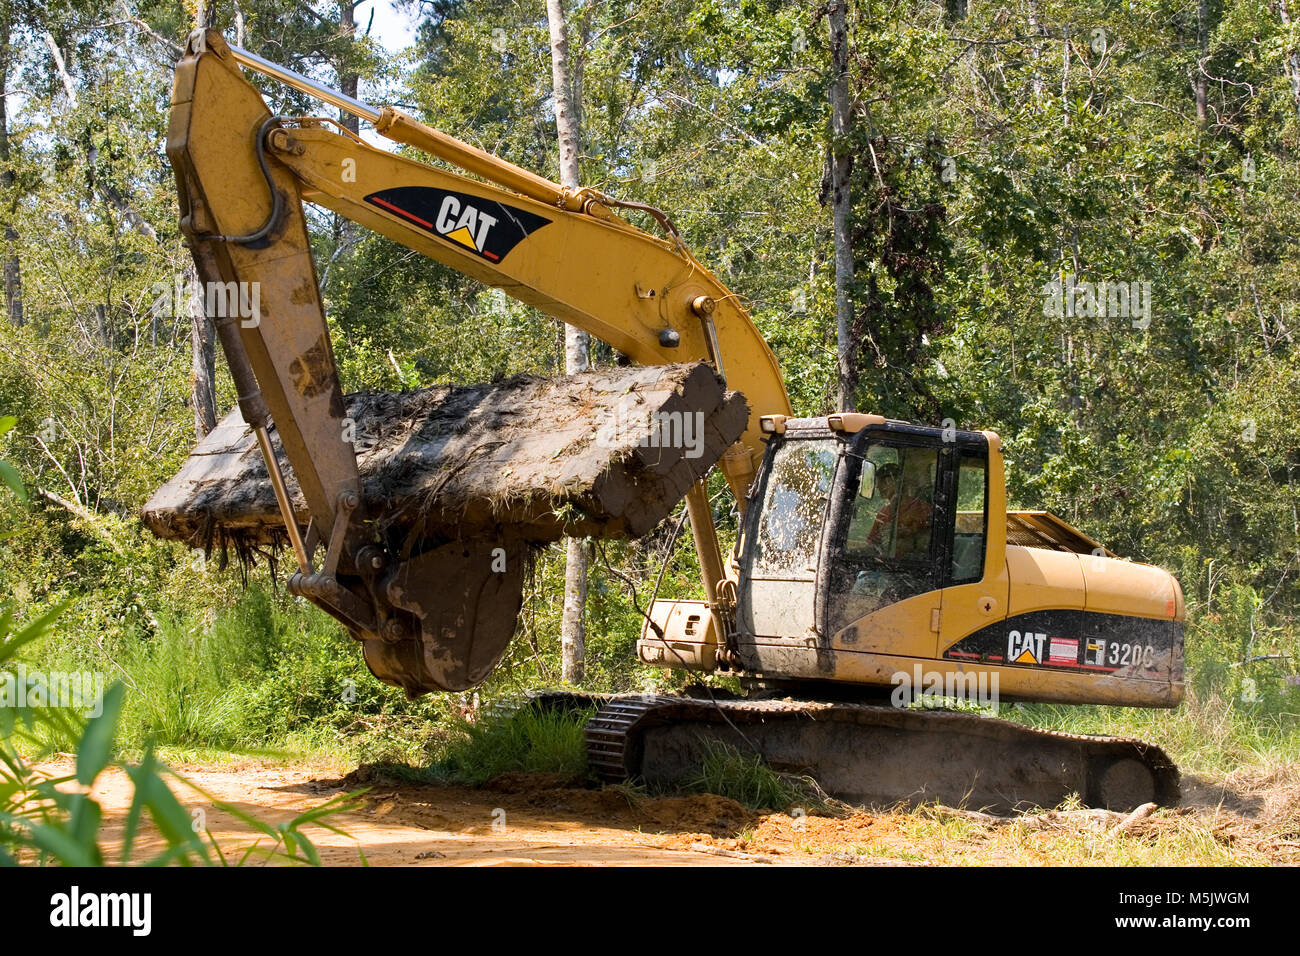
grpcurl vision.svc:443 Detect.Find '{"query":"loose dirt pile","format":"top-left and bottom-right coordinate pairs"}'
top-left (143, 361), bottom-right (747, 556)
top-left (346, 766), bottom-right (758, 838)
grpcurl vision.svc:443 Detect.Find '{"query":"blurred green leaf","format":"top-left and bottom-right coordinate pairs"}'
top-left (76, 683), bottom-right (125, 786)
top-left (0, 461), bottom-right (24, 504)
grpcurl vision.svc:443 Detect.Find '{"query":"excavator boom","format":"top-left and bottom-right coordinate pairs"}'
top-left (169, 31), bottom-right (789, 486)
top-left (165, 29), bottom-right (789, 691)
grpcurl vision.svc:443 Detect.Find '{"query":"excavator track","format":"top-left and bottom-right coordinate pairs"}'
top-left (582, 694), bottom-right (1179, 813)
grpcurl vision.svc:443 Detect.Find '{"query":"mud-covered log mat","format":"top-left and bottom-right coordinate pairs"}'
top-left (143, 362), bottom-right (748, 553)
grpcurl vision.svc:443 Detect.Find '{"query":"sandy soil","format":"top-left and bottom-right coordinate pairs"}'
top-left (42, 759), bottom-right (1300, 866)
top-left (69, 762), bottom-right (778, 866)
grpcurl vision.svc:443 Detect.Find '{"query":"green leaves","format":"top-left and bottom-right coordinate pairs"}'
top-left (76, 682), bottom-right (125, 786)
top-left (20, 795), bottom-right (104, 868)
top-left (0, 417), bottom-right (25, 504)
top-left (0, 601), bottom-right (71, 668)
top-left (122, 746), bottom-right (208, 865)
top-left (0, 593), bottom-right (357, 867)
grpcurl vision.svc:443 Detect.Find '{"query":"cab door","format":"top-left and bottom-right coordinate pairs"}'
top-left (820, 437), bottom-right (945, 660)
top-left (938, 440), bottom-right (1010, 654)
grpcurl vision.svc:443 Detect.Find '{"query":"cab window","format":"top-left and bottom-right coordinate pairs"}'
top-left (827, 442), bottom-right (938, 632)
top-left (951, 452), bottom-right (987, 584)
top-left (751, 439), bottom-right (838, 577)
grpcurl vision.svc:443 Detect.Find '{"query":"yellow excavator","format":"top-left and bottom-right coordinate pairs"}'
top-left (162, 30), bottom-right (1184, 811)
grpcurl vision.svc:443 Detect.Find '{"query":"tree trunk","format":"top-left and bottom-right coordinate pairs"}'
top-left (339, 1), bottom-right (360, 137)
top-left (828, 0), bottom-right (855, 411)
top-left (1027, 1), bottom-right (1044, 100)
top-left (330, 2), bottom-right (362, 269)
top-left (43, 31), bottom-right (78, 108)
top-left (1195, 0), bottom-right (1208, 125)
top-left (0, 17), bottom-right (23, 328)
top-left (547, 0), bottom-right (590, 684)
top-left (1280, 0), bottom-right (1300, 123)
top-left (194, 0), bottom-right (217, 31)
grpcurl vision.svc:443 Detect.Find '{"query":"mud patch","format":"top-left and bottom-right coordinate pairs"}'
top-left (347, 772), bottom-right (757, 838)
top-left (143, 361), bottom-right (749, 560)
top-left (638, 794), bottom-right (756, 835)
top-left (484, 771), bottom-right (591, 794)
top-left (521, 787), bottom-right (642, 819)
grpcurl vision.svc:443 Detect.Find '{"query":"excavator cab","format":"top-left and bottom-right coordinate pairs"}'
top-left (733, 415), bottom-right (995, 685)
top-left (644, 412), bottom-right (1183, 711)
top-left (828, 428), bottom-right (986, 631)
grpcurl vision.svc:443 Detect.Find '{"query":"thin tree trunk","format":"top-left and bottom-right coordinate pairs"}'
top-left (331, 2), bottom-right (361, 264)
top-left (548, 0), bottom-right (590, 684)
top-left (548, 0), bottom-right (582, 192)
top-left (1280, 0), bottom-right (1300, 122)
top-left (1026, 1), bottom-right (1044, 100)
top-left (828, 0), bottom-right (855, 411)
top-left (0, 16), bottom-right (23, 328)
top-left (1195, 0), bottom-right (1208, 125)
top-left (43, 31), bottom-right (78, 108)
top-left (338, 1), bottom-right (360, 136)
top-left (194, 0), bottom-right (216, 31)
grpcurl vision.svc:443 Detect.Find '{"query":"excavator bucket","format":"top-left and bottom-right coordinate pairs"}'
top-left (144, 363), bottom-right (749, 694)
top-left (367, 536), bottom-right (530, 693)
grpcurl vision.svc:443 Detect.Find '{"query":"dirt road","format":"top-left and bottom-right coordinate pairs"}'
top-left (63, 759), bottom-right (1300, 866)
top-left (80, 761), bottom-right (779, 866)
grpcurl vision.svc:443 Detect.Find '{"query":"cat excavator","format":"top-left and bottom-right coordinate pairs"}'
top-left (163, 30), bottom-right (1184, 812)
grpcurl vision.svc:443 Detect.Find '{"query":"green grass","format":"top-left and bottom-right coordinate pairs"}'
top-left (16, 584), bottom-right (452, 762)
top-left (0, 586), bottom-right (356, 867)
top-left (419, 705), bottom-right (595, 786)
top-left (679, 739), bottom-right (820, 811)
top-left (1010, 690), bottom-right (1300, 779)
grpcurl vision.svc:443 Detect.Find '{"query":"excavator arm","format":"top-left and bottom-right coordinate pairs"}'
top-left (166, 30), bottom-right (789, 692)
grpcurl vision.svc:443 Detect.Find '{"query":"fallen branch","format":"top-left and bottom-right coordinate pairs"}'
top-left (1110, 801), bottom-right (1157, 835)
top-left (37, 487), bottom-right (125, 554)
top-left (689, 842), bottom-right (774, 863)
